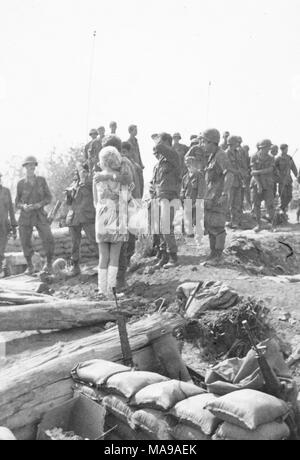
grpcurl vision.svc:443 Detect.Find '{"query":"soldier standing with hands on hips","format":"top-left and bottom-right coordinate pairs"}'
top-left (15, 156), bottom-right (55, 275)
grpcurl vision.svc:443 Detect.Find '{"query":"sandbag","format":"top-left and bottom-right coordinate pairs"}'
top-left (171, 423), bottom-right (209, 441)
top-left (102, 395), bottom-right (136, 428)
top-left (215, 421), bottom-right (290, 440)
top-left (0, 427), bottom-right (16, 441)
top-left (71, 360), bottom-right (130, 387)
top-left (131, 409), bottom-right (173, 440)
top-left (105, 414), bottom-right (152, 441)
top-left (130, 379), bottom-right (205, 411)
top-left (204, 389), bottom-right (289, 430)
top-left (105, 371), bottom-right (169, 400)
top-left (169, 393), bottom-right (221, 436)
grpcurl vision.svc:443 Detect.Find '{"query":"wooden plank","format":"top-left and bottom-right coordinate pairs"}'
top-left (0, 314), bottom-right (185, 439)
top-left (0, 300), bottom-right (116, 331)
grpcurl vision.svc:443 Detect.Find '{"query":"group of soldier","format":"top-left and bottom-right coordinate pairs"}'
top-left (0, 123), bottom-right (299, 284)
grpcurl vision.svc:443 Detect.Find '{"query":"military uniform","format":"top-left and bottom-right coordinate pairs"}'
top-left (173, 142), bottom-right (189, 176)
top-left (151, 140), bottom-right (181, 267)
top-left (250, 150), bottom-right (275, 225)
top-left (204, 148), bottom-right (230, 253)
top-left (226, 145), bottom-right (246, 227)
top-left (275, 154), bottom-right (298, 213)
top-left (0, 184), bottom-right (17, 270)
top-left (15, 176), bottom-right (55, 263)
top-left (66, 173), bottom-right (98, 266)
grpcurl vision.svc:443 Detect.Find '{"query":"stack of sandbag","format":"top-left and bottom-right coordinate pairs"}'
top-left (167, 393), bottom-right (221, 440)
top-left (205, 389), bottom-right (291, 440)
top-left (71, 359), bottom-right (219, 441)
top-left (0, 427), bottom-right (16, 441)
top-left (176, 281), bottom-right (239, 317)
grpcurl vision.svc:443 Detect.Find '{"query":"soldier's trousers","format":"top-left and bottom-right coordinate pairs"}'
top-left (69, 223), bottom-right (98, 263)
top-left (279, 183), bottom-right (293, 212)
top-left (204, 199), bottom-right (228, 252)
top-left (251, 187), bottom-right (275, 223)
top-left (0, 224), bottom-right (8, 264)
top-left (159, 199), bottom-right (178, 255)
top-left (19, 222), bottom-right (55, 260)
top-left (229, 186), bottom-right (243, 225)
top-left (117, 233), bottom-right (137, 285)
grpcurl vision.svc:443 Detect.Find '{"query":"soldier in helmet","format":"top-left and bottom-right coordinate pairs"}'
top-left (240, 144), bottom-right (252, 209)
top-left (65, 162), bottom-right (99, 276)
top-left (15, 156), bottom-right (55, 274)
top-left (84, 129), bottom-right (98, 160)
top-left (250, 139), bottom-right (276, 232)
top-left (84, 129), bottom-right (102, 172)
top-left (226, 136), bottom-right (246, 228)
top-left (199, 128), bottom-right (232, 262)
top-left (275, 144), bottom-right (298, 217)
top-left (0, 172), bottom-right (17, 277)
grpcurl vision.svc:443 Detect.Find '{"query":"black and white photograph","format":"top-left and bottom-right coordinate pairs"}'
top-left (0, 0), bottom-right (300, 443)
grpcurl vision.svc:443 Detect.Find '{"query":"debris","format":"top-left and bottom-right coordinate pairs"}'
top-left (177, 281), bottom-right (239, 318)
top-left (286, 347), bottom-right (300, 367)
top-left (278, 313), bottom-right (291, 322)
top-left (45, 427), bottom-right (89, 440)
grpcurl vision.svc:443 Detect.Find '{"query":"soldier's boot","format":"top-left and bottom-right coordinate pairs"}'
top-left (24, 256), bottom-right (34, 275)
top-left (163, 253), bottom-right (178, 270)
top-left (68, 260), bottom-right (81, 277)
top-left (205, 235), bottom-right (217, 260)
top-left (42, 256), bottom-right (53, 275)
top-left (153, 251), bottom-right (169, 270)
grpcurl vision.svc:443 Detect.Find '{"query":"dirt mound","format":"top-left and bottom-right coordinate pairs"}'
top-left (225, 234), bottom-right (300, 276)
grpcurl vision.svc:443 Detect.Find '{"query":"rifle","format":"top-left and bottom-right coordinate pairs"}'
top-left (242, 320), bottom-right (299, 439)
top-left (112, 287), bottom-right (134, 368)
top-left (47, 200), bottom-right (62, 224)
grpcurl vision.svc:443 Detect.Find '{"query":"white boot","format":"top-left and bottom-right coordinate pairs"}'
top-left (98, 268), bottom-right (108, 297)
top-left (107, 265), bottom-right (119, 299)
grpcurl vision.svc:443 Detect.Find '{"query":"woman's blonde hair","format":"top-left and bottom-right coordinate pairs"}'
top-left (99, 146), bottom-right (122, 171)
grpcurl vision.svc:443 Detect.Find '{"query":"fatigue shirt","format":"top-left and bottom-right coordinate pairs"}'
top-left (151, 144), bottom-right (181, 200)
top-left (180, 171), bottom-right (205, 202)
top-left (15, 176), bottom-right (52, 226)
top-left (275, 154), bottom-right (298, 185)
top-left (0, 186), bottom-right (16, 230)
top-left (250, 153), bottom-right (275, 190)
top-left (173, 143), bottom-right (189, 174)
top-left (226, 149), bottom-right (244, 188)
top-left (68, 176), bottom-right (96, 226)
top-left (204, 148), bottom-right (230, 204)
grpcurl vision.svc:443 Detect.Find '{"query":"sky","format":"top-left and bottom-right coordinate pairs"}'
top-left (0, 0), bottom-right (300, 185)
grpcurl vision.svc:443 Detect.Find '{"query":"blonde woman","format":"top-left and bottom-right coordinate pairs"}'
top-left (93, 146), bottom-right (132, 299)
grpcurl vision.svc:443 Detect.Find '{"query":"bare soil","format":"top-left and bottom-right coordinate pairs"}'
top-left (2, 212), bottom-right (300, 387)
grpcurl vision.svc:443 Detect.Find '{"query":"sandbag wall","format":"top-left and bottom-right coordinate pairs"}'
top-left (6, 228), bottom-right (97, 262)
top-left (71, 360), bottom-right (292, 441)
